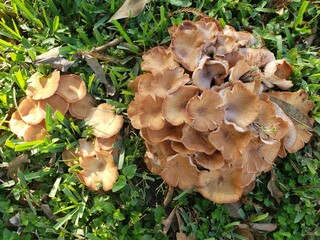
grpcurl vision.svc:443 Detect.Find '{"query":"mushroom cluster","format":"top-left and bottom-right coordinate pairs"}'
top-left (9, 71), bottom-right (123, 191)
top-left (128, 18), bottom-right (314, 203)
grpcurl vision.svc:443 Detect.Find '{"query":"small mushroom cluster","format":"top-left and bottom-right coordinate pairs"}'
top-left (128, 18), bottom-right (314, 203)
top-left (9, 71), bottom-right (123, 191)
top-left (9, 71), bottom-right (93, 141)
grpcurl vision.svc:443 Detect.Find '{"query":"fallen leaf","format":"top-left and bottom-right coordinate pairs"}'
top-left (35, 47), bottom-right (75, 72)
top-left (225, 201), bottom-right (242, 218)
top-left (82, 52), bottom-right (116, 96)
top-left (250, 223), bottom-right (278, 232)
top-left (235, 224), bottom-right (254, 240)
top-left (7, 154), bottom-right (30, 181)
top-left (267, 169), bottom-right (283, 203)
top-left (108, 0), bottom-right (148, 22)
top-left (162, 207), bottom-right (177, 235)
top-left (176, 232), bottom-right (196, 240)
top-left (270, 96), bottom-right (313, 130)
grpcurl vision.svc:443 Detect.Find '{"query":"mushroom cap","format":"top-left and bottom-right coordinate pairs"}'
top-left (55, 74), bottom-right (87, 103)
top-left (160, 154), bottom-right (199, 190)
top-left (194, 152), bottom-right (225, 171)
top-left (42, 94), bottom-right (69, 116)
top-left (151, 67), bottom-right (190, 99)
top-left (86, 103), bottom-right (123, 138)
top-left (94, 135), bottom-right (117, 152)
top-left (186, 90), bottom-right (225, 132)
top-left (229, 59), bottom-right (251, 83)
top-left (195, 17), bottom-right (220, 41)
top-left (162, 85), bottom-right (199, 126)
top-left (146, 121), bottom-right (184, 144)
top-left (171, 20), bottom-right (205, 71)
top-left (79, 150), bottom-right (118, 191)
top-left (263, 60), bottom-right (293, 90)
top-left (196, 165), bottom-right (243, 203)
top-left (127, 97), bottom-right (143, 129)
top-left (78, 138), bottom-right (96, 158)
top-left (23, 125), bottom-right (49, 142)
top-left (238, 48), bottom-right (275, 68)
top-left (136, 73), bottom-right (156, 99)
top-left (141, 46), bottom-right (179, 75)
top-left (208, 123), bottom-right (252, 162)
top-left (61, 148), bottom-right (79, 167)
top-left (69, 94), bottom-right (96, 119)
top-left (224, 83), bottom-right (261, 129)
top-left (18, 97), bottom-right (46, 125)
top-left (139, 95), bottom-right (165, 130)
top-left (193, 58), bottom-right (229, 89)
top-left (144, 150), bottom-right (163, 175)
top-left (9, 111), bottom-right (30, 138)
top-left (26, 71), bottom-right (60, 100)
top-left (181, 125), bottom-right (216, 155)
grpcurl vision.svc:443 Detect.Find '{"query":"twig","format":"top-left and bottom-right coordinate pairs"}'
top-left (93, 37), bottom-right (123, 52)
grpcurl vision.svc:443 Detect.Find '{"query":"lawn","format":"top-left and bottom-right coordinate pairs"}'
top-left (0, 0), bottom-right (319, 239)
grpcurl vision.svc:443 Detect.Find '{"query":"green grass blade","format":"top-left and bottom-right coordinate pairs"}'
top-left (111, 20), bottom-right (139, 53)
top-left (294, 1), bottom-right (309, 28)
top-left (12, 0), bottom-right (43, 28)
top-left (53, 207), bottom-right (78, 230)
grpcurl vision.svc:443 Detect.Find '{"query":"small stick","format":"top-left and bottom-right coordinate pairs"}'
top-left (93, 37), bottom-right (123, 52)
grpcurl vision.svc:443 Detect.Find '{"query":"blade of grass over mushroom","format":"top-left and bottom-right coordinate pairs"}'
top-left (111, 20), bottom-right (139, 54)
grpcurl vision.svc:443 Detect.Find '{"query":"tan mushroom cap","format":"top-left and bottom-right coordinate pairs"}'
top-left (79, 150), bottom-right (118, 191)
top-left (86, 103), bottom-right (123, 138)
top-left (229, 59), bottom-right (251, 83)
top-left (127, 97), bottom-right (143, 129)
top-left (186, 90), bottom-right (225, 132)
top-left (61, 147), bottom-right (79, 167)
top-left (136, 73), bottom-right (156, 99)
top-left (196, 165), bottom-right (243, 203)
top-left (9, 111), bottom-right (29, 139)
top-left (195, 17), bottom-right (220, 41)
top-left (208, 123), bottom-right (252, 162)
top-left (23, 125), bottom-right (49, 142)
top-left (263, 60), bottom-right (293, 90)
top-left (171, 20), bottom-right (205, 71)
top-left (18, 97), bottom-right (46, 125)
top-left (224, 83), bottom-right (261, 129)
top-left (160, 154), bottom-right (199, 190)
top-left (238, 48), bottom-right (275, 68)
top-left (26, 71), bottom-right (60, 100)
top-left (181, 125), bottom-right (216, 155)
top-left (151, 67), bottom-right (190, 99)
top-left (55, 74), bottom-right (87, 103)
top-left (162, 85), bottom-right (199, 126)
top-left (241, 139), bottom-right (280, 174)
top-left (171, 141), bottom-right (195, 155)
top-left (141, 46), bottom-right (179, 75)
top-left (42, 94), bottom-right (69, 115)
top-left (94, 135), bottom-right (117, 152)
top-left (139, 95), bottom-right (165, 130)
top-left (78, 138), bottom-right (96, 158)
top-left (144, 150), bottom-right (163, 175)
top-left (194, 152), bottom-right (225, 171)
top-left (193, 58), bottom-right (229, 89)
top-left (214, 34), bottom-right (237, 55)
top-left (146, 121), bottom-right (184, 143)
top-left (69, 94), bottom-right (95, 119)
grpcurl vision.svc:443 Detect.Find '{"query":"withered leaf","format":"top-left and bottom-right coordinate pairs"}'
top-left (235, 225), bottom-right (254, 240)
top-left (250, 223), bottom-right (278, 232)
top-left (108, 0), bottom-right (148, 22)
top-left (267, 169), bottom-right (283, 204)
top-left (82, 52), bottom-right (116, 96)
top-left (225, 201), bottom-right (242, 218)
top-left (176, 232), bottom-right (196, 240)
top-left (270, 96), bottom-right (313, 130)
top-left (35, 47), bottom-right (75, 72)
top-left (162, 207), bottom-right (177, 235)
top-left (7, 153), bottom-right (30, 181)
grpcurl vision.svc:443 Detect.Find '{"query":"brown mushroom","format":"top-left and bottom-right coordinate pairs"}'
top-left (69, 94), bottom-right (95, 119)
top-left (160, 154), bottom-right (199, 190)
top-left (18, 97), bottom-right (46, 125)
top-left (186, 90), bottom-right (225, 132)
top-left (79, 150), bottom-right (118, 191)
top-left (26, 71), bottom-right (60, 100)
top-left (141, 46), bottom-right (179, 74)
top-left (196, 165), bottom-right (243, 203)
top-left (78, 138), bottom-right (96, 158)
top-left (23, 125), bottom-right (49, 142)
top-left (9, 111), bottom-right (29, 139)
top-left (86, 103), bottom-right (123, 138)
top-left (42, 94), bottom-right (69, 116)
top-left (208, 123), bottom-right (252, 162)
top-left (61, 147), bottom-right (79, 167)
top-left (162, 85), bottom-right (199, 126)
top-left (194, 152), bottom-right (225, 171)
top-left (151, 67), bottom-right (190, 99)
top-left (55, 74), bottom-right (87, 103)
top-left (263, 60), bottom-right (293, 90)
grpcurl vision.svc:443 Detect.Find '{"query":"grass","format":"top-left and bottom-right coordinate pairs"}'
top-left (0, 0), bottom-right (319, 239)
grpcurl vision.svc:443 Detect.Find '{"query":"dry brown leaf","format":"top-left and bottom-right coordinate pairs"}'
top-left (225, 201), bottom-right (242, 218)
top-left (270, 96), bottom-right (313, 130)
top-left (267, 169), bottom-right (283, 203)
top-left (7, 154), bottom-right (30, 181)
top-left (251, 223), bottom-right (278, 232)
top-left (108, 0), bottom-right (148, 22)
top-left (162, 207), bottom-right (177, 235)
top-left (35, 47), bottom-right (74, 72)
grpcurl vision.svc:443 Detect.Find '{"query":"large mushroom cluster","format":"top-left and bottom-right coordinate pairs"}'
top-left (128, 18), bottom-right (314, 203)
top-left (9, 71), bottom-right (123, 191)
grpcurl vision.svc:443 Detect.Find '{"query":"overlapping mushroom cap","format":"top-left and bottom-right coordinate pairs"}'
top-left (9, 70), bottom-right (123, 192)
top-left (128, 17), bottom-right (314, 203)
